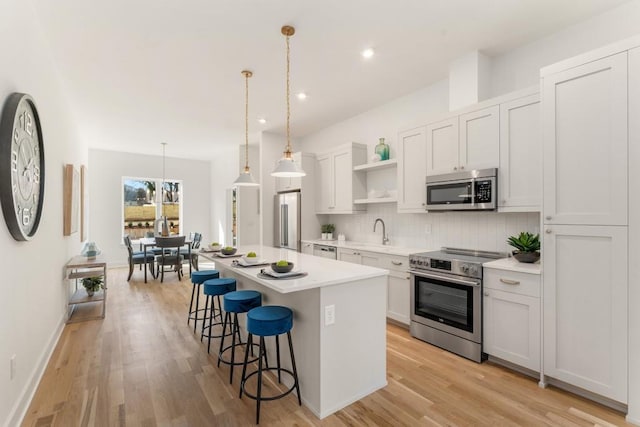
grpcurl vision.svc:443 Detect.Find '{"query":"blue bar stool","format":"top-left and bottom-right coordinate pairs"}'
top-left (200, 277), bottom-right (236, 353)
top-left (218, 290), bottom-right (263, 384)
top-left (189, 270), bottom-right (219, 333)
top-left (240, 305), bottom-right (301, 424)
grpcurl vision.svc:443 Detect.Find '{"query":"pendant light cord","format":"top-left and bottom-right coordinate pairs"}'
top-left (285, 31), bottom-right (291, 155)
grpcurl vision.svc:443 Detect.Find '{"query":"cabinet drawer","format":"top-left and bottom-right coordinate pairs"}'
top-left (379, 254), bottom-right (409, 273)
top-left (484, 268), bottom-right (540, 298)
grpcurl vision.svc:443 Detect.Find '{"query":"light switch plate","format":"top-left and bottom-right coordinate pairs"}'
top-left (324, 305), bottom-right (335, 326)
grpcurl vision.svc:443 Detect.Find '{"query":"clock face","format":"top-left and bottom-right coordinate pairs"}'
top-left (0, 93), bottom-right (45, 241)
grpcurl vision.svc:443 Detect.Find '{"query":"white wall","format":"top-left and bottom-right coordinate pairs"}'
top-left (88, 149), bottom-right (212, 265)
top-left (0, 3), bottom-right (86, 426)
top-left (210, 144), bottom-right (240, 246)
top-left (490, 0), bottom-right (640, 97)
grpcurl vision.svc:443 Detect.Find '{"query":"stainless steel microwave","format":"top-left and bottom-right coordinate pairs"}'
top-left (425, 168), bottom-right (497, 211)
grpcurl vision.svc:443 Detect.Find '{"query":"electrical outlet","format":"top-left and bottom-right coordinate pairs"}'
top-left (10, 355), bottom-right (16, 380)
top-left (424, 224), bottom-right (432, 235)
top-left (324, 305), bottom-right (335, 326)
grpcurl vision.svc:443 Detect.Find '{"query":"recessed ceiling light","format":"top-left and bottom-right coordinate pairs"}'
top-left (297, 92), bottom-right (307, 100)
top-left (362, 48), bottom-right (375, 59)
top-left (258, 118), bottom-right (267, 124)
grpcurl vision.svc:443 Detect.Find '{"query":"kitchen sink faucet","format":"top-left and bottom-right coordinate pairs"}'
top-left (373, 218), bottom-right (389, 245)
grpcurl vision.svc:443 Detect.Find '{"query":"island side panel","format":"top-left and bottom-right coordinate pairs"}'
top-left (216, 266), bottom-right (323, 417)
top-left (319, 275), bottom-right (388, 418)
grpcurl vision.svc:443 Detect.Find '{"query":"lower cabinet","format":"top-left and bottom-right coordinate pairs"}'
top-left (483, 268), bottom-right (540, 372)
top-left (301, 241), bottom-right (314, 255)
top-left (337, 248), bottom-right (410, 325)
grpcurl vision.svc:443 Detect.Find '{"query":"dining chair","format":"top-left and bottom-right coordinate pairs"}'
top-left (176, 232), bottom-right (202, 273)
top-left (155, 236), bottom-right (186, 282)
top-left (124, 235), bottom-right (155, 281)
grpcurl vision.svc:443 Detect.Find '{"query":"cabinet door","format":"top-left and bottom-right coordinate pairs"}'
top-left (315, 154), bottom-right (332, 213)
top-left (483, 288), bottom-right (540, 371)
top-left (499, 95), bottom-right (541, 210)
top-left (426, 117), bottom-right (459, 176)
top-left (332, 149), bottom-right (353, 212)
top-left (337, 248), bottom-right (361, 264)
top-left (301, 242), bottom-right (314, 255)
top-left (360, 251), bottom-right (380, 267)
top-left (397, 127), bottom-right (427, 212)
top-left (387, 270), bottom-right (410, 325)
top-left (543, 224), bottom-right (628, 402)
top-left (542, 53), bottom-right (628, 225)
top-left (459, 105), bottom-right (499, 171)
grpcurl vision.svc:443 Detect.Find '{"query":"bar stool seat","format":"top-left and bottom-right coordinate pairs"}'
top-left (240, 305), bottom-right (302, 424)
top-left (200, 278), bottom-right (237, 353)
top-left (188, 270), bottom-right (219, 333)
top-left (218, 290), bottom-right (263, 384)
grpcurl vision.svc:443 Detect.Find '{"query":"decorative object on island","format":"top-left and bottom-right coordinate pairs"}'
top-left (80, 241), bottom-right (101, 260)
top-left (271, 260), bottom-right (294, 273)
top-left (63, 164), bottom-right (80, 236)
top-left (233, 70), bottom-right (259, 186)
top-left (321, 224), bottom-right (335, 240)
top-left (209, 242), bottom-right (222, 251)
top-left (221, 246), bottom-right (237, 255)
top-left (81, 276), bottom-right (104, 297)
top-left (507, 231), bottom-right (540, 263)
top-left (271, 25), bottom-right (306, 178)
top-left (0, 93), bottom-right (45, 241)
top-left (375, 137), bottom-right (390, 161)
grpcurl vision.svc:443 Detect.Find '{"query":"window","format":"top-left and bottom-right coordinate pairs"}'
top-left (123, 177), bottom-right (182, 239)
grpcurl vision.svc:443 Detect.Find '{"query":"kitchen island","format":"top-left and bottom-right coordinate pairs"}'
top-left (200, 246), bottom-right (388, 419)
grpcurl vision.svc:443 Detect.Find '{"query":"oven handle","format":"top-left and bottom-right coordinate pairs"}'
top-left (410, 270), bottom-right (481, 287)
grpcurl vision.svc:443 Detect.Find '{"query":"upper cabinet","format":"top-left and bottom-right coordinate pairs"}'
top-left (542, 52), bottom-right (628, 226)
top-left (498, 93), bottom-right (541, 212)
top-left (426, 106), bottom-right (499, 176)
top-left (397, 126), bottom-right (427, 212)
top-left (315, 142), bottom-right (367, 214)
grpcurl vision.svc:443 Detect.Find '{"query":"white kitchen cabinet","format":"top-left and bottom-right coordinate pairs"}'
top-left (337, 248), bottom-right (410, 325)
top-left (498, 93), bottom-right (541, 211)
top-left (426, 106), bottom-right (499, 176)
top-left (301, 241), bottom-right (314, 255)
top-left (483, 268), bottom-right (540, 372)
top-left (315, 143), bottom-right (367, 214)
top-left (542, 52), bottom-right (628, 226)
top-left (397, 126), bottom-right (427, 212)
top-left (543, 224), bottom-right (628, 403)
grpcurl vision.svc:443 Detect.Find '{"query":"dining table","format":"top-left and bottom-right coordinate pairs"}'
top-left (139, 236), bottom-right (192, 283)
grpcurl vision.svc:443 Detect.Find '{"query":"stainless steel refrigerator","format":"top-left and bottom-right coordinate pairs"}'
top-left (274, 191), bottom-right (301, 251)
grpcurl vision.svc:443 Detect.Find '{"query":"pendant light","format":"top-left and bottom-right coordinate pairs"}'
top-left (234, 70), bottom-right (259, 186)
top-left (271, 25), bottom-right (306, 178)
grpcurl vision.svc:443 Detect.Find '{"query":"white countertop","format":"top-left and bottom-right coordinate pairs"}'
top-left (483, 257), bottom-right (542, 275)
top-left (199, 245), bottom-right (388, 294)
top-left (302, 239), bottom-right (431, 257)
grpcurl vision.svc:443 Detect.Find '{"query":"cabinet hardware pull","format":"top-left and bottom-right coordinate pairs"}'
top-left (545, 229), bottom-right (552, 234)
top-left (484, 291), bottom-right (490, 296)
top-left (453, 167), bottom-right (458, 171)
top-left (499, 278), bottom-right (520, 285)
top-left (392, 261), bottom-right (403, 265)
top-left (406, 276), bottom-right (410, 280)
top-left (460, 165), bottom-right (465, 170)
top-left (545, 216), bottom-right (551, 220)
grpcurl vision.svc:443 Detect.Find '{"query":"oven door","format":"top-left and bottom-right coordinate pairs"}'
top-left (410, 270), bottom-right (481, 343)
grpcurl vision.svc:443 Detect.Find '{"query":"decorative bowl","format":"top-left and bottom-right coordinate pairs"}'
top-left (221, 247), bottom-right (237, 255)
top-left (271, 262), bottom-right (294, 273)
top-left (512, 251), bottom-right (540, 263)
top-left (242, 256), bottom-right (261, 265)
top-left (209, 243), bottom-right (222, 251)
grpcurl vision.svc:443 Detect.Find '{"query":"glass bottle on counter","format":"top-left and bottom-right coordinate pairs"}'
top-left (375, 137), bottom-right (389, 161)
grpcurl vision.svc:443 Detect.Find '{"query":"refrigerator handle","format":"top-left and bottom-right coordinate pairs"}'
top-left (282, 204), bottom-right (288, 246)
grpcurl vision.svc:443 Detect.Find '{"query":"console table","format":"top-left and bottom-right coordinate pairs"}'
top-left (65, 255), bottom-right (107, 323)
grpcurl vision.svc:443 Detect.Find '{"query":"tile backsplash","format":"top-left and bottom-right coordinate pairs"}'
top-left (328, 204), bottom-right (540, 253)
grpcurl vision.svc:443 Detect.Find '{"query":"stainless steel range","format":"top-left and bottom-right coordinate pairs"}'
top-left (409, 247), bottom-right (504, 362)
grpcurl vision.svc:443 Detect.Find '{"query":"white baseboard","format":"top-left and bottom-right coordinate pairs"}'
top-left (316, 380), bottom-right (388, 419)
top-left (4, 312), bottom-right (65, 427)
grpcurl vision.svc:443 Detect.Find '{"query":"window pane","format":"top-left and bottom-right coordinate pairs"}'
top-left (123, 179), bottom-right (156, 239)
top-left (161, 181), bottom-right (181, 235)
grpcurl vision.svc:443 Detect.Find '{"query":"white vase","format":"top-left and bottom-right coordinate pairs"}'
top-left (322, 233), bottom-right (328, 240)
top-left (327, 233), bottom-right (333, 240)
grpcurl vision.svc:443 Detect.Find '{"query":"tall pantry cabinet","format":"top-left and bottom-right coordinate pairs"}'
top-left (541, 44), bottom-right (634, 406)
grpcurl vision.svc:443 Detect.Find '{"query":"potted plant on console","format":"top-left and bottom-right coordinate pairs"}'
top-left (507, 232), bottom-right (540, 263)
top-left (82, 276), bottom-right (104, 297)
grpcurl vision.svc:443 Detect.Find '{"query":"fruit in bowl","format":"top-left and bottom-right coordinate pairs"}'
top-left (271, 260), bottom-right (294, 273)
top-left (221, 246), bottom-right (237, 255)
top-left (209, 242), bottom-right (222, 251)
top-left (242, 252), bottom-right (260, 264)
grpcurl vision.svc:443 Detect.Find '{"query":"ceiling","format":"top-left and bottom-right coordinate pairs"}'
top-left (32, 0), bottom-right (628, 160)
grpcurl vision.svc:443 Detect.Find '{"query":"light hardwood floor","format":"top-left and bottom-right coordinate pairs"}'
top-left (22, 266), bottom-right (631, 426)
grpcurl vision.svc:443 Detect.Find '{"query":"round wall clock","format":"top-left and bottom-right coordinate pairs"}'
top-left (0, 93), bottom-right (45, 241)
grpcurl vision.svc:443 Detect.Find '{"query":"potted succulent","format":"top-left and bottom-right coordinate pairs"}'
top-left (326, 224), bottom-right (335, 240)
top-left (507, 232), bottom-right (540, 263)
top-left (81, 276), bottom-right (104, 297)
top-left (321, 224), bottom-right (329, 240)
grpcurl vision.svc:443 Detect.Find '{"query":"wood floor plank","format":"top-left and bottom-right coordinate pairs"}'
top-left (21, 267), bottom-right (632, 426)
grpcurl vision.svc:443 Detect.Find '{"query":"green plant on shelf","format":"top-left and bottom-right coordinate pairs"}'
top-left (81, 276), bottom-right (104, 296)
